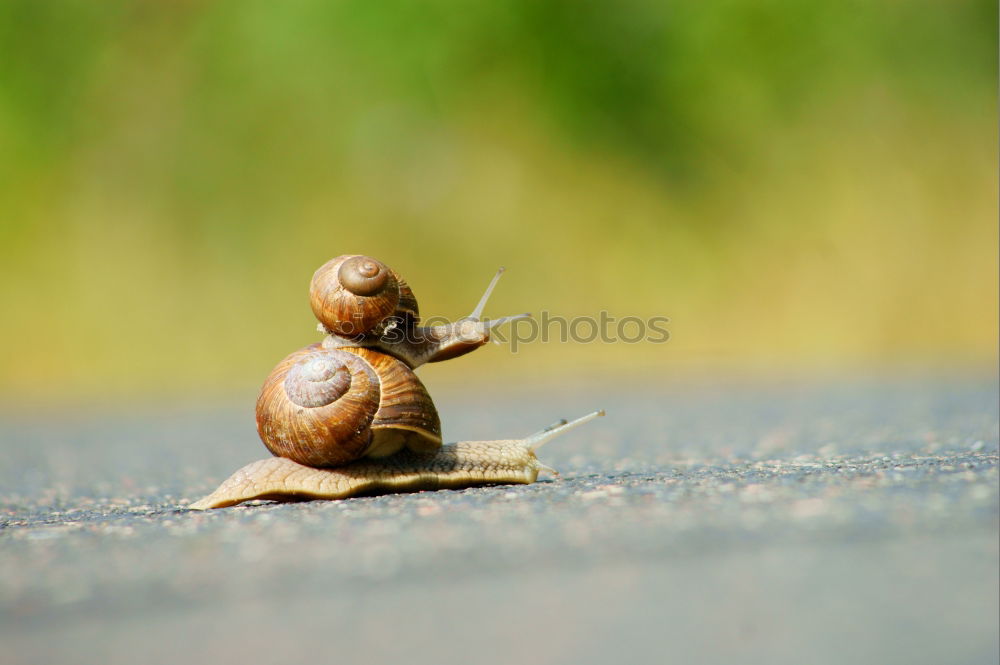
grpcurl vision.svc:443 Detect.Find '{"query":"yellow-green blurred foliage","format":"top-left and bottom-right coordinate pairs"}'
top-left (0, 1), bottom-right (996, 403)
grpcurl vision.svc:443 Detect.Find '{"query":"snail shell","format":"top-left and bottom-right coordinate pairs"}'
top-left (310, 255), bottom-right (419, 338)
top-left (256, 344), bottom-right (441, 468)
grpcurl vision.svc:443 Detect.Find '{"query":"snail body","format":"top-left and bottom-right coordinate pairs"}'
top-left (189, 254), bottom-right (600, 510)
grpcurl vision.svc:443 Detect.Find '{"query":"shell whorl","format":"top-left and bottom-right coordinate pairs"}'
top-left (310, 255), bottom-right (407, 337)
top-left (256, 344), bottom-right (441, 468)
top-left (338, 256), bottom-right (389, 296)
top-left (283, 352), bottom-right (352, 408)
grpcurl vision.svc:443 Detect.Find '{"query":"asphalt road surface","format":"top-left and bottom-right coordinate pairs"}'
top-left (2, 375), bottom-right (997, 665)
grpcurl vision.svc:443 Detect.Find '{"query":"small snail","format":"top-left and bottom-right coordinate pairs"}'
top-left (189, 255), bottom-right (602, 510)
top-left (310, 254), bottom-right (530, 367)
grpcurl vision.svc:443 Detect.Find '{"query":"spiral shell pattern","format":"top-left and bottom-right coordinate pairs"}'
top-left (283, 352), bottom-right (352, 408)
top-left (310, 255), bottom-right (401, 337)
top-left (256, 344), bottom-right (441, 467)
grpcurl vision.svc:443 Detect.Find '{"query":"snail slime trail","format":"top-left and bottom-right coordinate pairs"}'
top-left (190, 255), bottom-right (601, 510)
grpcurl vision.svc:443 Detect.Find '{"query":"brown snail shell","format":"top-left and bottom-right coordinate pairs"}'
top-left (256, 343), bottom-right (441, 467)
top-left (310, 255), bottom-right (419, 337)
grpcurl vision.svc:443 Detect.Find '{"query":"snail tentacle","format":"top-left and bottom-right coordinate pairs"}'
top-left (468, 266), bottom-right (505, 320)
top-left (523, 410), bottom-right (605, 451)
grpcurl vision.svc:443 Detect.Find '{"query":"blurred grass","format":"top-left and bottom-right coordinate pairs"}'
top-left (0, 0), bottom-right (996, 404)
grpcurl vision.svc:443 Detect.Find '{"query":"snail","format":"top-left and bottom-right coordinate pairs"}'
top-left (189, 254), bottom-right (603, 510)
top-left (311, 254), bottom-right (530, 367)
top-left (189, 411), bottom-right (604, 510)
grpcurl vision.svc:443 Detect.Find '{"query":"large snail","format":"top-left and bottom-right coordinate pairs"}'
top-left (190, 255), bottom-right (602, 510)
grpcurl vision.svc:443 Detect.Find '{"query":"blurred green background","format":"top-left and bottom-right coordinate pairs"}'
top-left (0, 0), bottom-right (996, 404)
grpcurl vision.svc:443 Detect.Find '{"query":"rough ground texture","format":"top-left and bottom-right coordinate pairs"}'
top-left (1, 376), bottom-right (997, 665)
